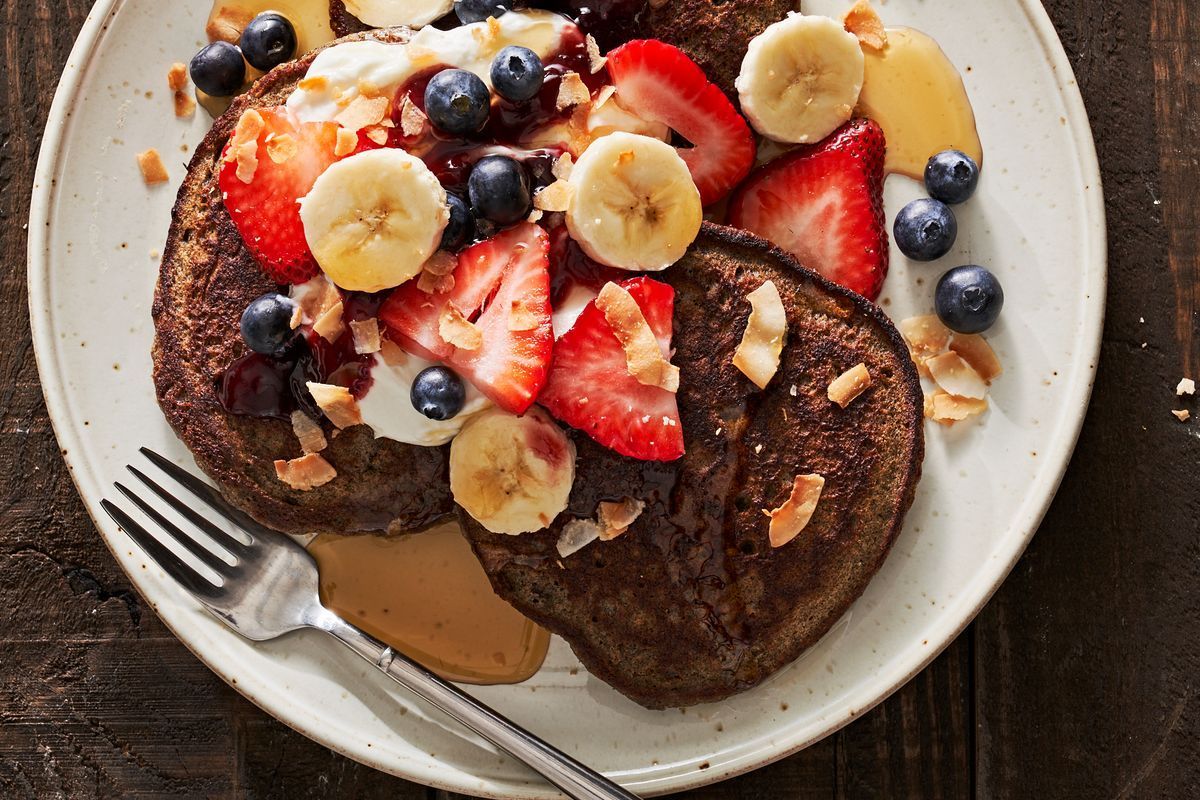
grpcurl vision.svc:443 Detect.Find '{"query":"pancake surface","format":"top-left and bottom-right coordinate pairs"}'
top-left (153, 29), bottom-right (455, 537)
top-left (462, 224), bottom-right (924, 708)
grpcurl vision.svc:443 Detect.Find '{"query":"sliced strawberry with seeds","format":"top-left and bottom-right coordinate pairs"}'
top-left (380, 223), bottom-right (553, 414)
top-left (729, 118), bottom-right (889, 301)
top-left (219, 108), bottom-right (352, 284)
top-left (539, 276), bottom-right (684, 461)
top-left (605, 39), bottom-right (755, 206)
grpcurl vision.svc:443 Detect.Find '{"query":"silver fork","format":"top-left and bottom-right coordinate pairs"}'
top-left (101, 447), bottom-right (638, 800)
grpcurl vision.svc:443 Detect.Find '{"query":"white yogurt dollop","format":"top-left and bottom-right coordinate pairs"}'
top-left (358, 352), bottom-right (491, 446)
top-left (288, 11), bottom-right (574, 123)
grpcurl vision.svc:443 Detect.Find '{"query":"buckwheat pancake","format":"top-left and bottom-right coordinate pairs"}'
top-left (152, 29), bottom-right (455, 537)
top-left (461, 224), bottom-right (924, 708)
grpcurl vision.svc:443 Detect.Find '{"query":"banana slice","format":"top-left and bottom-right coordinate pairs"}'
top-left (736, 13), bottom-right (865, 144)
top-left (343, 0), bottom-right (453, 29)
top-left (300, 148), bottom-right (448, 292)
top-left (450, 407), bottom-right (577, 535)
top-left (566, 131), bottom-right (702, 271)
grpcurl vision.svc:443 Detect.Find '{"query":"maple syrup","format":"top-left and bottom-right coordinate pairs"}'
top-left (309, 522), bottom-right (550, 684)
top-left (856, 27), bottom-right (983, 180)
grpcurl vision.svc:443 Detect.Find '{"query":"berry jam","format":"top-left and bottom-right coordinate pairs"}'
top-left (548, 224), bottom-right (624, 305)
top-left (218, 291), bottom-right (384, 420)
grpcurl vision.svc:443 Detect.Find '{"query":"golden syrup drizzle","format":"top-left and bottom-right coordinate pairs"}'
top-left (856, 27), bottom-right (984, 180)
top-left (309, 522), bottom-right (550, 685)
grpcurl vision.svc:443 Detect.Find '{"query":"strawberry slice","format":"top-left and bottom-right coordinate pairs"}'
top-left (219, 107), bottom-right (363, 285)
top-left (728, 118), bottom-right (889, 301)
top-left (539, 276), bottom-right (684, 462)
top-left (379, 223), bottom-right (553, 414)
top-left (605, 39), bottom-right (755, 206)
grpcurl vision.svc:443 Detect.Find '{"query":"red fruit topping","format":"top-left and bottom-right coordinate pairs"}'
top-left (728, 118), bottom-right (889, 301)
top-left (380, 223), bottom-right (553, 414)
top-left (219, 107), bottom-right (358, 285)
top-left (539, 276), bottom-right (684, 462)
top-left (605, 39), bottom-right (755, 206)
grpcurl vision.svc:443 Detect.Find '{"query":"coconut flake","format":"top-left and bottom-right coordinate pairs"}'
top-left (307, 383), bottom-right (363, 429)
top-left (768, 474), bottom-right (825, 548)
top-left (556, 518), bottom-right (602, 558)
top-left (733, 281), bottom-right (788, 389)
top-left (827, 363), bottom-right (872, 408)
top-left (274, 453), bottom-right (337, 490)
top-left (927, 352), bottom-right (988, 400)
top-left (291, 411), bottom-right (328, 454)
top-left (596, 282), bottom-right (679, 392)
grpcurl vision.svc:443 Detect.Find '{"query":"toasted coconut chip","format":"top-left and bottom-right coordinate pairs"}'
top-left (265, 133), bottom-right (298, 164)
top-left (949, 334), bottom-right (1002, 383)
top-left (557, 519), bottom-right (602, 558)
top-left (923, 392), bottom-right (936, 419)
top-left (289, 304), bottom-right (303, 330)
top-left (418, 269), bottom-right (456, 294)
top-left (1173, 409), bottom-right (1191, 422)
top-left (534, 179), bottom-right (573, 212)
top-left (334, 127), bottom-right (358, 156)
top-left (136, 149), bottom-right (169, 185)
top-left (844, 0), bottom-right (888, 50)
top-left (379, 339), bottom-right (408, 367)
top-left (928, 390), bottom-right (988, 425)
top-left (1177, 377), bottom-right (1196, 396)
top-left (225, 109), bottom-right (265, 184)
top-left (556, 72), bottom-right (591, 111)
top-left (364, 125), bottom-right (389, 145)
top-left (552, 152), bottom-right (574, 181)
top-left (174, 90), bottom-right (197, 118)
top-left (592, 84), bottom-right (617, 110)
top-left (440, 304), bottom-right (483, 350)
top-left (299, 74), bottom-right (330, 93)
top-left (828, 363), bottom-right (872, 408)
top-left (313, 300), bottom-right (346, 343)
top-left (527, 208), bottom-right (544, 224)
top-left (596, 282), bottom-right (680, 392)
top-left (307, 382), bottom-right (363, 429)
top-left (350, 318), bottom-right (382, 354)
top-left (927, 352), bottom-right (988, 400)
top-left (358, 78), bottom-right (385, 98)
top-left (291, 275), bottom-right (340, 324)
top-left (733, 281), bottom-right (788, 390)
top-left (768, 474), bottom-right (825, 548)
top-left (585, 34), bottom-right (607, 73)
top-left (290, 411), bottom-right (328, 454)
top-left (274, 453), bottom-right (337, 491)
top-left (207, 6), bottom-right (251, 44)
top-left (399, 96), bottom-right (427, 137)
top-left (423, 250), bottom-right (458, 276)
top-left (899, 315), bottom-right (952, 363)
top-left (167, 62), bottom-right (188, 91)
top-left (508, 299), bottom-right (541, 332)
top-left (597, 498), bottom-right (645, 541)
top-left (335, 94), bottom-right (389, 132)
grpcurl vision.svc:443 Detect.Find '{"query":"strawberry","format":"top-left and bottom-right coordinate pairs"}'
top-left (219, 107), bottom-right (354, 285)
top-left (728, 118), bottom-right (889, 301)
top-left (539, 276), bottom-right (684, 462)
top-left (604, 39), bottom-right (756, 207)
top-left (379, 223), bottom-right (553, 414)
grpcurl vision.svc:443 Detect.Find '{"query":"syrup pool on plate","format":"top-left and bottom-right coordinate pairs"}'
top-left (856, 27), bottom-right (983, 180)
top-left (309, 522), bottom-right (551, 685)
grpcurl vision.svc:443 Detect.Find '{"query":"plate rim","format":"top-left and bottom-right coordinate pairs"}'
top-left (27, 0), bottom-right (1106, 795)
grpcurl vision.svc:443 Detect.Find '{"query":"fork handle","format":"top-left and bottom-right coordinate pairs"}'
top-left (316, 611), bottom-right (640, 800)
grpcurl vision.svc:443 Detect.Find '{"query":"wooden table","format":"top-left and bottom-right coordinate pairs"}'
top-left (3, 1), bottom-right (1197, 796)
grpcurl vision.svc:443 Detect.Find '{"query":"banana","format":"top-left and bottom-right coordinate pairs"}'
top-left (343, 0), bottom-right (453, 29)
top-left (300, 148), bottom-right (448, 293)
top-left (450, 407), bottom-right (577, 535)
top-left (735, 13), bottom-right (865, 144)
top-left (565, 132), bottom-right (702, 272)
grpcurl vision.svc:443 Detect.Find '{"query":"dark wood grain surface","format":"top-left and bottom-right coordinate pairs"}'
top-left (1, 1), bottom-right (1196, 797)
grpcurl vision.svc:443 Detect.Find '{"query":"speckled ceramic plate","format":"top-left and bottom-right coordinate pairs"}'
top-left (28, 0), bottom-right (1104, 796)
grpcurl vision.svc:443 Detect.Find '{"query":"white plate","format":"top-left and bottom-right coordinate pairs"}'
top-left (28, 1), bottom-right (1104, 796)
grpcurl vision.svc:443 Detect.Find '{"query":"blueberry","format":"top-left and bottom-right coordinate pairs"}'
top-left (925, 150), bottom-right (980, 205)
top-left (935, 265), bottom-right (1004, 334)
top-left (411, 366), bottom-right (467, 420)
top-left (491, 46), bottom-right (545, 103)
top-left (441, 194), bottom-right (475, 251)
top-left (468, 155), bottom-right (531, 225)
top-left (240, 293), bottom-right (298, 356)
top-left (893, 198), bottom-right (958, 262)
top-left (424, 69), bottom-right (492, 137)
top-left (455, 0), bottom-right (509, 24)
top-left (189, 41), bottom-right (247, 97)
top-left (240, 12), bottom-right (298, 72)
